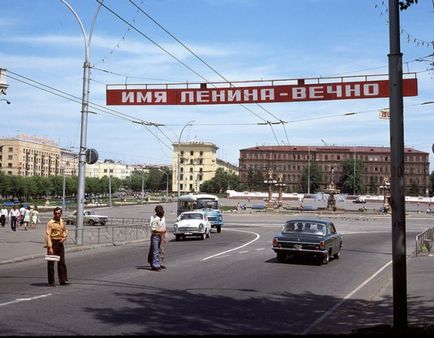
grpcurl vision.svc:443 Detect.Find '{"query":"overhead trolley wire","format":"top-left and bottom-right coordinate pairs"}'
top-left (96, 0), bottom-right (284, 144)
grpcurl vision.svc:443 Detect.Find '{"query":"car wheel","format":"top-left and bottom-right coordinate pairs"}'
top-left (100, 221), bottom-right (106, 226)
top-left (206, 229), bottom-right (211, 238)
top-left (201, 233), bottom-right (206, 240)
top-left (322, 251), bottom-right (330, 264)
top-left (88, 220), bottom-right (95, 226)
top-left (217, 225), bottom-right (222, 233)
top-left (333, 249), bottom-right (341, 260)
top-left (175, 235), bottom-right (181, 241)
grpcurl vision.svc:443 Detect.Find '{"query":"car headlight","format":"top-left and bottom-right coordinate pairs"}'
top-left (174, 224), bottom-right (178, 231)
top-left (199, 223), bottom-right (204, 230)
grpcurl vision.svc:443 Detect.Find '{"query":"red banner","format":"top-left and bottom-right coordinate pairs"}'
top-left (106, 78), bottom-right (417, 106)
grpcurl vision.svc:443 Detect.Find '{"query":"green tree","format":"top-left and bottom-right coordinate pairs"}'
top-left (246, 168), bottom-right (264, 191)
top-left (200, 168), bottom-right (240, 194)
top-left (430, 171), bottom-right (434, 196)
top-left (408, 182), bottom-right (419, 196)
top-left (300, 162), bottom-right (323, 193)
top-left (339, 159), bottom-right (364, 194)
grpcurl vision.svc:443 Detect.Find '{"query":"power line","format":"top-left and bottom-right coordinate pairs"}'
top-left (95, 0), bottom-right (283, 145)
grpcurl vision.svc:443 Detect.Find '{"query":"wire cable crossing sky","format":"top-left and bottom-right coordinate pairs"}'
top-left (0, 0), bottom-right (433, 167)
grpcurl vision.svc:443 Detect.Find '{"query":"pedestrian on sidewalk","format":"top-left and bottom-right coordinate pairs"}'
top-left (9, 205), bottom-right (20, 232)
top-left (0, 206), bottom-right (8, 227)
top-left (30, 206), bottom-right (40, 228)
top-left (44, 207), bottom-right (70, 287)
top-left (22, 205), bottom-right (31, 231)
top-left (147, 205), bottom-right (167, 271)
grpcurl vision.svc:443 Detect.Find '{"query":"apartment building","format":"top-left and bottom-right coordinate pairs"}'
top-left (85, 160), bottom-right (134, 179)
top-left (172, 141), bottom-right (238, 193)
top-left (239, 145), bottom-right (430, 194)
top-left (0, 134), bottom-right (61, 176)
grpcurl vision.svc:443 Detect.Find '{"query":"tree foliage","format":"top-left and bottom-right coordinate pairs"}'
top-left (338, 159), bottom-right (364, 194)
top-left (300, 162), bottom-right (323, 193)
top-left (200, 168), bottom-right (240, 194)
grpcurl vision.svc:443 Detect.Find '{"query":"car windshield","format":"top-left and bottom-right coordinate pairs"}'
top-left (180, 213), bottom-right (204, 220)
top-left (283, 221), bottom-right (326, 235)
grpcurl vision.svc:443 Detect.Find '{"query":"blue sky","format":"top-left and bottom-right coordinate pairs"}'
top-left (1, 0), bottom-right (433, 170)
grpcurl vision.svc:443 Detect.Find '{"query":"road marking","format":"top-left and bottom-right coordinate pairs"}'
top-left (202, 228), bottom-right (260, 261)
top-left (302, 259), bottom-right (393, 335)
top-left (0, 293), bottom-right (52, 308)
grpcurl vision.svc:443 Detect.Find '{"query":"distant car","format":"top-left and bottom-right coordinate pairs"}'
top-left (353, 196), bottom-right (366, 203)
top-left (173, 211), bottom-right (211, 241)
top-left (63, 210), bottom-right (108, 226)
top-left (272, 218), bottom-right (343, 264)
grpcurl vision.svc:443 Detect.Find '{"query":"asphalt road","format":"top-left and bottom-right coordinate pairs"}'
top-left (0, 204), bottom-right (432, 335)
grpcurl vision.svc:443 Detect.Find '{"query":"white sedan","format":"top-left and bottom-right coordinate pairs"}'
top-left (173, 211), bottom-right (211, 241)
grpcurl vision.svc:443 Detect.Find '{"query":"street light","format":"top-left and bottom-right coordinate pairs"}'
top-left (158, 168), bottom-right (169, 198)
top-left (60, 0), bottom-right (103, 245)
top-left (62, 161), bottom-right (70, 211)
top-left (141, 170), bottom-right (145, 204)
top-left (177, 121), bottom-right (194, 200)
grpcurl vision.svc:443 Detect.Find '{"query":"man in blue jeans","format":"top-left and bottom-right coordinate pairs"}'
top-left (147, 205), bottom-right (167, 271)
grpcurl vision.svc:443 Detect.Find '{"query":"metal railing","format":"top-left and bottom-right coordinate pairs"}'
top-left (415, 226), bottom-right (434, 256)
top-left (65, 218), bottom-right (150, 246)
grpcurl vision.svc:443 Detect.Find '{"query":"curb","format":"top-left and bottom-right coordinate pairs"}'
top-left (0, 238), bottom-right (148, 265)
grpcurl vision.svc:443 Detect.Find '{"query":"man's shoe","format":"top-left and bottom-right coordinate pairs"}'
top-left (60, 281), bottom-right (70, 286)
top-left (160, 265), bottom-right (166, 269)
top-left (48, 283), bottom-right (56, 287)
top-left (151, 267), bottom-right (161, 271)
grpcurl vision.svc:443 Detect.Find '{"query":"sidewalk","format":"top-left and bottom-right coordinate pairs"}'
top-left (0, 217), bottom-right (146, 264)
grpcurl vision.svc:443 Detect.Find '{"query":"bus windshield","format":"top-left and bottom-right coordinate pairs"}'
top-left (177, 194), bottom-right (219, 215)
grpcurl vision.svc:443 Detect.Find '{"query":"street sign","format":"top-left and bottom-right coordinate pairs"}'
top-left (106, 75), bottom-right (418, 106)
top-left (85, 148), bottom-right (98, 164)
top-left (379, 108), bottom-right (390, 119)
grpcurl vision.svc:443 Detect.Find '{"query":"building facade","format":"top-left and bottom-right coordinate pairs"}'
top-left (85, 160), bottom-right (134, 179)
top-left (239, 145), bottom-right (430, 194)
top-left (0, 135), bottom-right (61, 176)
top-left (171, 141), bottom-right (220, 193)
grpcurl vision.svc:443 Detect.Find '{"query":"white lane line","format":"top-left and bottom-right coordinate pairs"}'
top-left (302, 260), bottom-right (393, 335)
top-left (0, 293), bottom-right (52, 308)
top-left (202, 228), bottom-right (260, 261)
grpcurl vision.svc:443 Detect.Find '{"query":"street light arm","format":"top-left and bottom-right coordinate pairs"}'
top-left (60, 0), bottom-right (89, 61)
top-left (177, 121), bottom-right (194, 199)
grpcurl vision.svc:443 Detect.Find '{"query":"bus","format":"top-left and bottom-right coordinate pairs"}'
top-left (177, 193), bottom-right (224, 233)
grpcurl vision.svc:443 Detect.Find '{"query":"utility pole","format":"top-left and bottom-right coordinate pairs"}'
top-left (388, 0), bottom-right (407, 328)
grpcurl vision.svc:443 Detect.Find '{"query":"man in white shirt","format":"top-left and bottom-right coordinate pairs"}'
top-left (0, 206), bottom-right (8, 227)
top-left (9, 206), bottom-right (20, 232)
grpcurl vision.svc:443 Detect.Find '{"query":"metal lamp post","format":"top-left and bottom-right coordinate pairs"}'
top-left (60, 1), bottom-right (103, 245)
top-left (158, 168), bottom-right (169, 198)
top-left (141, 170), bottom-right (145, 204)
top-left (177, 121), bottom-right (194, 200)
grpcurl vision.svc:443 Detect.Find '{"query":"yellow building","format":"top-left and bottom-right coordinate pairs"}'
top-left (172, 141), bottom-right (215, 193)
top-left (0, 134), bottom-right (61, 176)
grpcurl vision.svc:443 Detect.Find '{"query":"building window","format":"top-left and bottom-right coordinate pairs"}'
top-left (199, 151), bottom-right (203, 156)
top-left (190, 167), bottom-right (193, 172)
top-left (190, 175), bottom-right (193, 181)
top-left (190, 151), bottom-right (194, 156)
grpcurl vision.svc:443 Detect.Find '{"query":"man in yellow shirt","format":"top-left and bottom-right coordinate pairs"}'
top-left (45, 207), bottom-right (70, 287)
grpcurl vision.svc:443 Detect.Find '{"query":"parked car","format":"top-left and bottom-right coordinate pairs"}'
top-left (173, 211), bottom-right (211, 241)
top-left (63, 210), bottom-right (108, 226)
top-left (353, 196), bottom-right (366, 203)
top-left (272, 218), bottom-right (342, 264)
